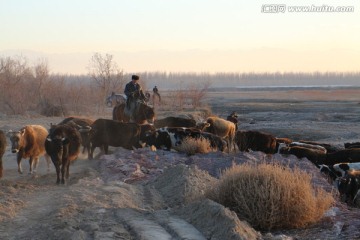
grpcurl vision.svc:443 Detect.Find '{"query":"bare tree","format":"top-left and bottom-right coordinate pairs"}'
top-left (88, 53), bottom-right (125, 112)
top-left (0, 56), bottom-right (32, 114)
top-left (33, 59), bottom-right (50, 108)
top-left (187, 80), bottom-right (212, 108)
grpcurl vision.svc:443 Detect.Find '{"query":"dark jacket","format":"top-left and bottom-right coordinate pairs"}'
top-left (124, 81), bottom-right (145, 100)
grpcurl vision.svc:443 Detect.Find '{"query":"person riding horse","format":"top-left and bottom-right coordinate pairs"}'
top-left (124, 75), bottom-right (147, 120)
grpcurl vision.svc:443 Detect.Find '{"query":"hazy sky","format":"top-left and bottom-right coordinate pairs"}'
top-left (0, 0), bottom-right (359, 74)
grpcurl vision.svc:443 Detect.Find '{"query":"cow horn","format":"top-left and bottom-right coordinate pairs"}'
top-left (20, 128), bottom-right (26, 136)
top-left (78, 126), bottom-right (91, 133)
top-left (6, 130), bottom-right (14, 137)
top-left (46, 137), bottom-right (52, 142)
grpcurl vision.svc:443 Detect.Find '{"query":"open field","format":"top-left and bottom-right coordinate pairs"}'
top-left (0, 87), bottom-right (360, 239)
top-left (206, 87), bottom-right (360, 144)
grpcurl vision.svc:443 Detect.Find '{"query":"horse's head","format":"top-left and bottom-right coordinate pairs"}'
top-left (136, 103), bottom-right (155, 124)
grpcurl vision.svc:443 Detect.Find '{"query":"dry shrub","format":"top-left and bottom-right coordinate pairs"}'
top-left (207, 163), bottom-right (334, 231)
top-left (175, 137), bottom-right (212, 155)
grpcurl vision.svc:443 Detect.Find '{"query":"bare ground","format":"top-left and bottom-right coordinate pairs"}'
top-left (1, 87), bottom-right (360, 239)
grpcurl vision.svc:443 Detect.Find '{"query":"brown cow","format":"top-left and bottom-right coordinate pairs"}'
top-left (198, 116), bottom-right (236, 152)
top-left (299, 140), bottom-right (340, 153)
top-left (58, 116), bottom-right (94, 154)
top-left (0, 130), bottom-right (6, 178)
top-left (235, 130), bottom-right (277, 154)
top-left (280, 146), bottom-right (327, 167)
top-left (80, 119), bottom-right (143, 159)
top-left (113, 103), bottom-right (155, 124)
top-left (7, 125), bottom-right (51, 175)
top-left (45, 124), bottom-right (81, 184)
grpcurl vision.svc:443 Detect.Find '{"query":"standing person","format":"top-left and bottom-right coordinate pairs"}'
top-left (124, 75), bottom-right (146, 109)
top-left (152, 86), bottom-right (161, 102)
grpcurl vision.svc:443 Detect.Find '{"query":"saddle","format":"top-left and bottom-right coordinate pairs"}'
top-left (124, 99), bottom-right (146, 122)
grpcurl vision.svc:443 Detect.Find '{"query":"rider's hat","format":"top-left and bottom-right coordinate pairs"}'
top-left (132, 75), bottom-right (139, 80)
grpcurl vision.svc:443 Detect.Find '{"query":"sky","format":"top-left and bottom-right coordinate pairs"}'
top-left (0, 0), bottom-right (359, 74)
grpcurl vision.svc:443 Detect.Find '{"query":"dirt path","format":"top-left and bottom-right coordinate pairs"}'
top-left (0, 150), bottom-right (213, 240)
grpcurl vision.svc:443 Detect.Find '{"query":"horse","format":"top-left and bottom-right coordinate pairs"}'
top-left (113, 102), bottom-right (155, 124)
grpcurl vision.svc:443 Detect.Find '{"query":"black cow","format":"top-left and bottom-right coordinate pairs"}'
top-left (45, 124), bottom-right (81, 184)
top-left (139, 124), bottom-right (156, 144)
top-left (226, 111), bottom-right (239, 131)
top-left (0, 130), bottom-right (6, 178)
top-left (235, 130), bottom-right (277, 154)
top-left (154, 117), bottom-right (196, 129)
top-left (81, 119), bottom-right (142, 159)
top-left (344, 142), bottom-right (360, 149)
top-left (319, 164), bottom-right (342, 182)
top-left (337, 170), bottom-right (360, 203)
top-left (325, 149), bottom-right (360, 166)
top-left (58, 116), bottom-right (94, 155)
top-left (144, 127), bottom-right (225, 152)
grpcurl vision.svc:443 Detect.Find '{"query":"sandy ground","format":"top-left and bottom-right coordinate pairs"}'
top-left (0, 87), bottom-right (360, 239)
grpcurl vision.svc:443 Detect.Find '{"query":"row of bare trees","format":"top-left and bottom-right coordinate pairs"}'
top-left (0, 54), bottom-right (211, 116)
top-left (0, 54), bottom-right (124, 115)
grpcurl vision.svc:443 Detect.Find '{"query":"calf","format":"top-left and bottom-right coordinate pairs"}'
top-left (80, 119), bottom-right (142, 159)
top-left (8, 125), bottom-right (51, 174)
top-left (154, 117), bottom-right (196, 128)
top-left (200, 132), bottom-right (226, 152)
top-left (0, 130), bottom-right (6, 178)
top-left (198, 116), bottom-right (236, 152)
top-left (235, 130), bottom-right (277, 154)
top-left (45, 124), bottom-right (81, 184)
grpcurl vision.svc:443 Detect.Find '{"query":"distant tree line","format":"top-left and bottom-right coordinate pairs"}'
top-left (0, 54), bottom-right (359, 115)
top-left (136, 71), bottom-right (360, 89)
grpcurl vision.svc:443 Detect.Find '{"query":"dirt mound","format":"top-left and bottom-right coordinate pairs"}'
top-left (174, 199), bottom-right (262, 240)
top-left (150, 164), bottom-right (217, 207)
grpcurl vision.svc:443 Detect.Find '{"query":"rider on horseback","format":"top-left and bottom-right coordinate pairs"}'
top-left (124, 75), bottom-right (146, 119)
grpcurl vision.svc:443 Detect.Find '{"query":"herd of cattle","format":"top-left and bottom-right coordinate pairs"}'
top-left (0, 112), bottom-right (360, 207)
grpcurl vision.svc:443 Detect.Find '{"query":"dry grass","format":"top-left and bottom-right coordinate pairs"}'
top-left (175, 137), bottom-right (213, 155)
top-left (207, 163), bottom-right (334, 231)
